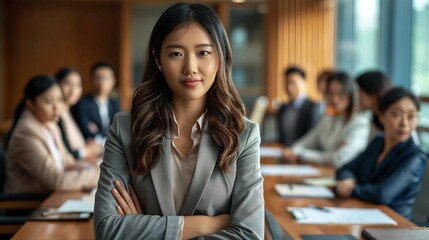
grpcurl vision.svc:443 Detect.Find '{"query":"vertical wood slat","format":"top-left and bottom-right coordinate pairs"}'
top-left (119, 0), bottom-right (132, 111)
top-left (266, 0), bottom-right (336, 106)
top-left (265, 0), bottom-right (278, 113)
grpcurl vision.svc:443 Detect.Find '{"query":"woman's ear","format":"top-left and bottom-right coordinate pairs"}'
top-left (25, 99), bottom-right (35, 112)
top-left (377, 111), bottom-right (385, 125)
top-left (152, 50), bottom-right (162, 71)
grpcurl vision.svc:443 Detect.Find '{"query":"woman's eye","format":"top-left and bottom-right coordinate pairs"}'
top-left (170, 52), bottom-right (182, 57)
top-left (199, 51), bottom-right (210, 56)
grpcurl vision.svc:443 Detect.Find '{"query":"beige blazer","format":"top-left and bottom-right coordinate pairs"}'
top-left (5, 109), bottom-right (99, 194)
top-left (94, 112), bottom-right (264, 239)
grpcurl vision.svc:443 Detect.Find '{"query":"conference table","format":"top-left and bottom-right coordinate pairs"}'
top-left (12, 158), bottom-right (416, 240)
top-left (12, 191), bottom-right (94, 240)
top-left (262, 162), bottom-right (416, 239)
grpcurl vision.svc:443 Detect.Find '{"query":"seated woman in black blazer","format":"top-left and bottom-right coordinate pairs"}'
top-left (336, 87), bottom-right (426, 220)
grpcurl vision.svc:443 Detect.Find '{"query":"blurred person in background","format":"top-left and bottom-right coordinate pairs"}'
top-left (336, 87), bottom-right (426, 220)
top-left (56, 67), bottom-right (103, 163)
top-left (282, 72), bottom-right (370, 169)
top-left (72, 61), bottom-right (120, 142)
top-left (277, 66), bottom-right (321, 146)
top-left (355, 70), bottom-right (392, 140)
top-left (4, 75), bottom-right (99, 195)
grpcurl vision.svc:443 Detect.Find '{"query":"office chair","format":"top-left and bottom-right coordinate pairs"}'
top-left (249, 95), bottom-right (269, 127)
top-left (0, 146), bottom-right (47, 237)
top-left (412, 146), bottom-right (429, 227)
top-left (265, 209), bottom-right (293, 240)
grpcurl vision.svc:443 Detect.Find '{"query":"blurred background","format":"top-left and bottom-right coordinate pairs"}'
top-left (0, 0), bottom-right (428, 150)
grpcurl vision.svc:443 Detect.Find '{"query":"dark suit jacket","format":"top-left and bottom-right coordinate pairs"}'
top-left (278, 98), bottom-right (320, 146)
top-left (94, 112), bottom-right (265, 239)
top-left (336, 136), bottom-right (427, 220)
top-left (71, 94), bottom-right (120, 140)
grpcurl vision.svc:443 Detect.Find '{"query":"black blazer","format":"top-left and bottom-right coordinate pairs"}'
top-left (336, 136), bottom-right (427, 220)
top-left (277, 98), bottom-right (320, 146)
top-left (71, 94), bottom-right (120, 140)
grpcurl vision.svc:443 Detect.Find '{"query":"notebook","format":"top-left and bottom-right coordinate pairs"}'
top-left (27, 207), bottom-right (92, 221)
top-left (288, 207), bottom-right (397, 225)
top-left (362, 227), bottom-right (429, 240)
top-left (275, 184), bottom-right (334, 198)
top-left (301, 234), bottom-right (357, 240)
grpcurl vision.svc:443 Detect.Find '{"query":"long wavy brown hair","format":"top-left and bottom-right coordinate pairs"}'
top-left (130, 3), bottom-right (246, 175)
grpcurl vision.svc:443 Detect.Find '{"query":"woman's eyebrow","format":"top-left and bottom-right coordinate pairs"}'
top-left (165, 43), bottom-right (214, 49)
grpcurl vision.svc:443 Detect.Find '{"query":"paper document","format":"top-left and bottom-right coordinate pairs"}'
top-left (275, 184), bottom-right (334, 198)
top-left (57, 188), bottom-right (96, 213)
top-left (288, 207), bottom-right (397, 225)
top-left (260, 146), bottom-right (284, 157)
top-left (303, 177), bottom-right (337, 187)
top-left (261, 164), bottom-right (320, 176)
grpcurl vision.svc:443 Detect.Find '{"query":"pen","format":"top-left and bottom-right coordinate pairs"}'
top-left (288, 184), bottom-right (294, 190)
top-left (308, 204), bottom-right (331, 213)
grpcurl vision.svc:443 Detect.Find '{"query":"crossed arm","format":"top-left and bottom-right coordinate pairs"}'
top-left (111, 180), bottom-right (230, 239)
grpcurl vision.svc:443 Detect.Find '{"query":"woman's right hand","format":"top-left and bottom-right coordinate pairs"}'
top-left (336, 179), bottom-right (356, 198)
top-left (85, 140), bottom-right (103, 158)
top-left (111, 180), bottom-right (143, 215)
top-left (282, 148), bottom-right (299, 163)
top-left (183, 214), bottom-right (230, 239)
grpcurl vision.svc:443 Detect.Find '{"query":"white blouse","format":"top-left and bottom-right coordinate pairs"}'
top-left (291, 112), bottom-right (370, 168)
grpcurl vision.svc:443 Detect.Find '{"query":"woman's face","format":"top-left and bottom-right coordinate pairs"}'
top-left (92, 67), bottom-right (116, 97)
top-left (285, 73), bottom-right (305, 101)
top-left (379, 97), bottom-right (418, 144)
top-left (59, 72), bottom-right (82, 106)
top-left (26, 85), bottom-right (63, 124)
top-left (327, 80), bottom-right (350, 115)
top-left (158, 22), bottom-right (219, 105)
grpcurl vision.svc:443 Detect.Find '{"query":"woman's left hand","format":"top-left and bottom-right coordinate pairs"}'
top-left (336, 179), bottom-right (356, 198)
top-left (111, 180), bottom-right (143, 216)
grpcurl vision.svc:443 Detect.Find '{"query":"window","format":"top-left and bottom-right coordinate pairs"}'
top-left (336, 0), bottom-right (380, 75)
top-left (411, 0), bottom-right (429, 97)
top-left (229, 3), bottom-right (266, 112)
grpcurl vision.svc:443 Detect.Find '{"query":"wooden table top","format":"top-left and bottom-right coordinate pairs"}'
top-left (262, 160), bottom-right (416, 240)
top-left (12, 160), bottom-right (416, 240)
top-left (12, 191), bottom-right (94, 240)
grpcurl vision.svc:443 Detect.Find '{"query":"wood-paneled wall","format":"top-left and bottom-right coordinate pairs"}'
top-left (3, 0), bottom-right (122, 119)
top-left (1, 0), bottom-right (336, 119)
top-left (266, 0), bottom-right (336, 110)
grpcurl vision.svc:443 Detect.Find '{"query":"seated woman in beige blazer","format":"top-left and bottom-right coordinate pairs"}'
top-left (4, 75), bottom-right (99, 195)
top-left (55, 67), bottom-right (102, 162)
top-left (94, 3), bottom-right (264, 239)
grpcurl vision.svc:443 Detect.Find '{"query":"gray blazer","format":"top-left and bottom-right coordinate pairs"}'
top-left (94, 112), bottom-right (264, 239)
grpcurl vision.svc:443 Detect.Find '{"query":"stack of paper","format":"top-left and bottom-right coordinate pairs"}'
top-left (261, 165), bottom-right (320, 176)
top-left (303, 177), bottom-right (337, 187)
top-left (57, 188), bottom-right (96, 213)
top-left (275, 184), bottom-right (334, 198)
top-left (288, 207), bottom-right (397, 225)
top-left (260, 146), bottom-right (284, 158)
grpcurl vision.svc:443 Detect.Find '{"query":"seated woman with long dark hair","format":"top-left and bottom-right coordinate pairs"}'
top-left (336, 87), bottom-right (427, 220)
top-left (4, 75), bottom-right (99, 195)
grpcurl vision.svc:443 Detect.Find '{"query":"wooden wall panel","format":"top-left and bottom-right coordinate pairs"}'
top-left (266, 0), bottom-right (336, 110)
top-left (4, 0), bottom-right (121, 119)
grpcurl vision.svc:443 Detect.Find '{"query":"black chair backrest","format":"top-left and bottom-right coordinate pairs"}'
top-left (0, 146), bottom-right (6, 193)
top-left (412, 153), bottom-right (429, 223)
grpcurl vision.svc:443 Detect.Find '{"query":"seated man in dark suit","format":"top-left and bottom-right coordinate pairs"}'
top-left (72, 61), bottom-right (121, 141)
top-left (277, 66), bottom-right (321, 146)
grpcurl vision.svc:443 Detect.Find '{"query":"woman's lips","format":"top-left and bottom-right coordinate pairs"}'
top-left (181, 79), bottom-right (202, 88)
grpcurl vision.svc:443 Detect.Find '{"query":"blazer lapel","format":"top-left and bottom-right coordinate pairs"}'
top-left (179, 124), bottom-right (220, 215)
top-left (89, 96), bottom-right (103, 130)
top-left (150, 131), bottom-right (177, 215)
